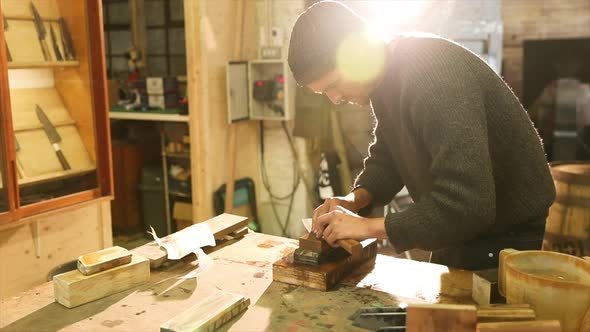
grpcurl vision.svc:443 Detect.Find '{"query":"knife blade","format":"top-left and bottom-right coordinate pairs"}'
top-left (301, 218), bottom-right (362, 256)
top-left (59, 18), bottom-right (75, 60)
top-left (35, 104), bottom-right (70, 170)
top-left (3, 15), bottom-right (11, 62)
top-left (30, 2), bottom-right (51, 61)
top-left (49, 24), bottom-right (63, 61)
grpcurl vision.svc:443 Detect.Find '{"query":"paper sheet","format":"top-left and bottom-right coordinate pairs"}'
top-left (148, 223), bottom-right (216, 278)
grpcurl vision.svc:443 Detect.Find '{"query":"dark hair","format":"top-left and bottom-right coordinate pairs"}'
top-left (287, 1), bottom-right (366, 85)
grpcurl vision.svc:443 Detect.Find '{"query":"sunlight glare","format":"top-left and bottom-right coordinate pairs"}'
top-left (366, 0), bottom-right (428, 39)
top-left (336, 30), bottom-right (386, 83)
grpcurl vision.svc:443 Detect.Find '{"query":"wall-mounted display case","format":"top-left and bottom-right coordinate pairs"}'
top-left (0, 0), bottom-right (112, 222)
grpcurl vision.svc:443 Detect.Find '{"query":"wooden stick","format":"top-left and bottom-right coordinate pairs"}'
top-left (224, 0), bottom-right (245, 214)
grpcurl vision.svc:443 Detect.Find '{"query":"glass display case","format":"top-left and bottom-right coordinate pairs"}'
top-left (0, 0), bottom-right (112, 222)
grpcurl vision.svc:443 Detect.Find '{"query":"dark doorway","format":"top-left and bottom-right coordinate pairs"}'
top-left (523, 38), bottom-right (590, 110)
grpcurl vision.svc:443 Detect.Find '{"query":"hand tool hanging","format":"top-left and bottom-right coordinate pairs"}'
top-left (35, 104), bottom-right (70, 170)
top-left (3, 15), bottom-right (11, 62)
top-left (31, 2), bottom-right (51, 61)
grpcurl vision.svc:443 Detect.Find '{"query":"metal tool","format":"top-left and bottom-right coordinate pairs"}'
top-left (30, 2), bottom-right (51, 61)
top-left (35, 105), bottom-right (70, 170)
top-left (349, 306), bottom-right (407, 331)
top-left (59, 18), bottom-right (75, 60)
top-left (49, 24), bottom-right (63, 61)
top-left (3, 15), bottom-right (11, 62)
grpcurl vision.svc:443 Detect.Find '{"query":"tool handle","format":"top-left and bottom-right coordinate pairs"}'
top-left (56, 150), bottom-right (71, 170)
top-left (337, 239), bottom-right (362, 256)
top-left (40, 40), bottom-right (51, 61)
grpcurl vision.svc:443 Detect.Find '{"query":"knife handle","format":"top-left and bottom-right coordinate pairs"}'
top-left (40, 40), bottom-right (51, 61)
top-left (55, 150), bottom-right (70, 170)
top-left (337, 239), bottom-right (362, 256)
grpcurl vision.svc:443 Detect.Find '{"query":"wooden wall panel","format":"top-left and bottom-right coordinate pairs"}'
top-left (0, 200), bottom-right (112, 298)
top-left (185, 0), bottom-right (260, 222)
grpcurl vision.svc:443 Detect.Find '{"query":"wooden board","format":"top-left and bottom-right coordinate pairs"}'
top-left (477, 320), bottom-right (562, 332)
top-left (202, 213), bottom-right (249, 240)
top-left (10, 88), bottom-right (75, 131)
top-left (132, 214), bottom-right (249, 269)
top-left (476, 307), bottom-right (535, 323)
top-left (53, 254), bottom-right (150, 308)
top-left (160, 291), bottom-right (250, 332)
top-left (131, 241), bottom-right (169, 269)
top-left (272, 239), bottom-right (377, 291)
top-left (472, 269), bottom-right (503, 305)
top-left (16, 125), bottom-right (94, 176)
top-left (3, 20), bottom-right (45, 63)
top-left (406, 304), bottom-right (477, 332)
top-left (77, 246), bottom-right (131, 276)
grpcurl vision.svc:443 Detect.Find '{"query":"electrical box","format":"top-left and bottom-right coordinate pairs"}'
top-left (226, 60), bottom-right (294, 123)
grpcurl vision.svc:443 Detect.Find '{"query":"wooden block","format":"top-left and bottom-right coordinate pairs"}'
top-left (131, 242), bottom-right (168, 269)
top-left (406, 304), bottom-right (477, 332)
top-left (472, 269), bottom-right (504, 305)
top-left (160, 291), bottom-right (250, 332)
top-left (338, 239), bottom-right (362, 256)
top-left (172, 212), bottom-right (249, 240)
top-left (477, 304), bottom-right (531, 310)
top-left (477, 320), bottom-right (562, 332)
top-left (53, 254), bottom-right (150, 308)
top-left (203, 213), bottom-right (249, 240)
top-left (476, 307), bottom-right (535, 322)
top-left (299, 233), bottom-right (330, 253)
top-left (133, 214), bottom-right (248, 268)
top-left (299, 233), bottom-right (361, 257)
top-left (221, 227), bottom-right (249, 241)
top-left (77, 246), bottom-right (132, 275)
top-left (227, 226), bottom-right (249, 239)
top-left (273, 239), bottom-right (377, 291)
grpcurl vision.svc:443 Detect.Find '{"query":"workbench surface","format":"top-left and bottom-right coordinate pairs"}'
top-left (0, 232), bottom-right (473, 331)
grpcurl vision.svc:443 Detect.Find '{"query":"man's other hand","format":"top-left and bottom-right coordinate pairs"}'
top-left (315, 206), bottom-right (369, 246)
top-left (311, 195), bottom-right (357, 235)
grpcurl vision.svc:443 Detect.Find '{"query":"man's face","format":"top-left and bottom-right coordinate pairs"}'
top-left (306, 69), bottom-right (373, 106)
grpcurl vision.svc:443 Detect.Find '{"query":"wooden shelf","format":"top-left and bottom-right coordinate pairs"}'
top-left (109, 111), bottom-right (189, 122)
top-left (164, 152), bottom-right (190, 159)
top-left (8, 61), bottom-right (80, 69)
top-left (18, 167), bottom-right (96, 187)
top-left (169, 190), bottom-right (191, 198)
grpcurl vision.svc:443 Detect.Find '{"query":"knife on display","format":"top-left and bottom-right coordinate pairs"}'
top-left (59, 18), bottom-right (75, 60)
top-left (30, 2), bottom-right (51, 61)
top-left (35, 104), bottom-right (70, 170)
top-left (3, 15), bottom-right (11, 62)
top-left (49, 24), bottom-right (63, 61)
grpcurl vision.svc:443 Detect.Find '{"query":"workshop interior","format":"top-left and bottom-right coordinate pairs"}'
top-left (0, 0), bottom-right (589, 331)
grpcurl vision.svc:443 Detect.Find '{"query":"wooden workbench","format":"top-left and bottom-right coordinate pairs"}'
top-left (0, 232), bottom-right (473, 331)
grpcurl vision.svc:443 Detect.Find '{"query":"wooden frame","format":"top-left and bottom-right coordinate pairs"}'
top-left (0, 0), bottom-right (113, 224)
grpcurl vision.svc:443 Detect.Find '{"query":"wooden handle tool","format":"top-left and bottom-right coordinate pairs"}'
top-left (337, 239), bottom-right (362, 256)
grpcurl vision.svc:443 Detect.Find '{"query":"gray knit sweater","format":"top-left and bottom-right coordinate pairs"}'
top-left (355, 35), bottom-right (556, 253)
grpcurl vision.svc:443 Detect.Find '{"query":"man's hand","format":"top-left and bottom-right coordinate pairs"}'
top-left (315, 206), bottom-right (372, 246)
top-left (311, 188), bottom-right (373, 236)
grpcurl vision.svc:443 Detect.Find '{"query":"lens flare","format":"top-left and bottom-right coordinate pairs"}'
top-left (336, 30), bottom-right (386, 83)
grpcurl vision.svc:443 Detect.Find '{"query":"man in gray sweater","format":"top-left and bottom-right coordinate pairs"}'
top-left (289, 1), bottom-right (556, 270)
